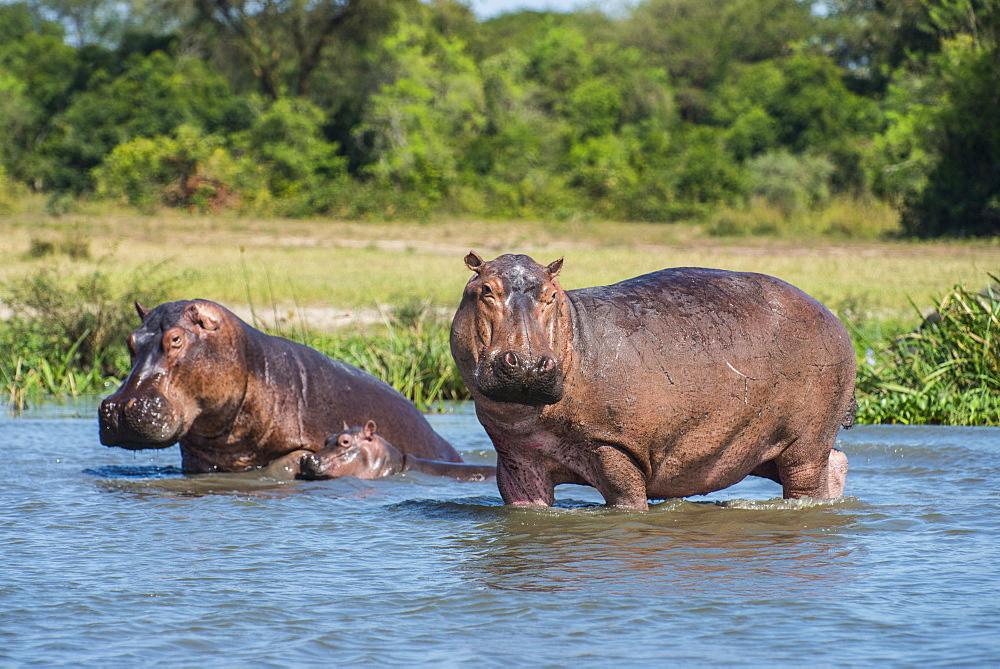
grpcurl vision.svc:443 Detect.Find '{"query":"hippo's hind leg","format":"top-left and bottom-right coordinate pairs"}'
top-left (773, 445), bottom-right (848, 499)
top-left (824, 448), bottom-right (848, 498)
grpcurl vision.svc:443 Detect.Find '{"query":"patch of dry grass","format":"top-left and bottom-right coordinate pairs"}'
top-left (2, 211), bottom-right (998, 329)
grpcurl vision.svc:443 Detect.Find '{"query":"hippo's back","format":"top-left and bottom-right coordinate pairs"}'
top-left (259, 330), bottom-right (463, 462)
top-left (565, 267), bottom-right (855, 421)
top-left (571, 267), bottom-right (847, 357)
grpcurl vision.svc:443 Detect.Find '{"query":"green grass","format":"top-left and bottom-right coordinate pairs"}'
top-left (308, 318), bottom-right (465, 413)
top-left (854, 278), bottom-right (1000, 425)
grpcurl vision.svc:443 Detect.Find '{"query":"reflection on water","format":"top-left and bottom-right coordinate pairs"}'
top-left (83, 465), bottom-right (184, 478)
top-left (1, 399), bottom-right (999, 665)
top-left (391, 496), bottom-right (864, 595)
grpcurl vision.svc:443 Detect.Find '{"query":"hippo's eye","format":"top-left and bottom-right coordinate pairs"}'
top-left (480, 284), bottom-right (492, 298)
top-left (338, 437), bottom-right (352, 448)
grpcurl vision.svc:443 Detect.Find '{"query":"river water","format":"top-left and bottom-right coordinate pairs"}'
top-left (1, 397), bottom-right (998, 665)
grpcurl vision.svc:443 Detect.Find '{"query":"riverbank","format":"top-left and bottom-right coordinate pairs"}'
top-left (2, 214), bottom-right (998, 422)
top-left (3, 213), bottom-right (997, 320)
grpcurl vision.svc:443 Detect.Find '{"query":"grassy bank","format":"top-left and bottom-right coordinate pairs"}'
top-left (2, 213), bottom-right (999, 422)
top-left (854, 280), bottom-right (1000, 425)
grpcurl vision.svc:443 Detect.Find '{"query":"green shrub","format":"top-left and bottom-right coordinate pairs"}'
top-left (237, 98), bottom-right (348, 207)
top-left (855, 277), bottom-right (1000, 425)
top-left (306, 317), bottom-right (467, 412)
top-left (93, 125), bottom-right (255, 212)
top-left (746, 150), bottom-right (834, 216)
top-left (2, 263), bottom-right (179, 394)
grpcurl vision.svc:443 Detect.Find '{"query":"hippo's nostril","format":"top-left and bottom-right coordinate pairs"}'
top-left (537, 356), bottom-right (555, 372)
top-left (124, 397), bottom-right (137, 411)
top-left (503, 351), bottom-right (519, 368)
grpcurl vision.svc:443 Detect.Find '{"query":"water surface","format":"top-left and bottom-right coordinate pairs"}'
top-left (1, 399), bottom-right (998, 664)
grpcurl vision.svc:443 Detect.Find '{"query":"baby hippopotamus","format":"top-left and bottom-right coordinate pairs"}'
top-left (300, 421), bottom-right (496, 482)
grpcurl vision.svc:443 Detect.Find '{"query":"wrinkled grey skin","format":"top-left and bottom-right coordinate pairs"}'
top-left (99, 299), bottom-right (461, 473)
top-left (300, 420), bottom-right (496, 482)
top-left (450, 252), bottom-right (856, 510)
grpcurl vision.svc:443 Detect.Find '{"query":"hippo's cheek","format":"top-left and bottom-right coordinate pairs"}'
top-left (98, 393), bottom-right (185, 448)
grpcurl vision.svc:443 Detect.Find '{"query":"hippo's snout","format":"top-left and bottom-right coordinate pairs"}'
top-left (477, 350), bottom-right (564, 406)
top-left (99, 392), bottom-right (183, 449)
top-left (300, 452), bottom-right (338, 479)
top-left (300, 453), bottom-right (322, 477)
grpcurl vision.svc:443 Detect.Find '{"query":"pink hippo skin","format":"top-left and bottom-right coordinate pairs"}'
top-left (99, 299), bottom-right (462, 473)
top-left (299, 420), bottom-right (496, 481)
top-left (449, 252), bottom-right (856, 510)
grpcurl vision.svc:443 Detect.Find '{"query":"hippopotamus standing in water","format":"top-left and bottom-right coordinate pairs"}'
top-left (450, 252), bottom-right (856, 510)
top-left (99, 299), bottom-right (462, 473)
top-left (298, 420), bottom-right (496, 481)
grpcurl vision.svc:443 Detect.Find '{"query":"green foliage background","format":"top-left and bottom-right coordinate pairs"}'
top-left (0, 0), bottom-right (997, 235)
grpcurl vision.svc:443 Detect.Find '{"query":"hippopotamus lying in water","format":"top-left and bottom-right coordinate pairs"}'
top-left (99, 299), bottom-right (462, 473)
top-left (450, 252), bottom-right (856, 510)
top-left (297, 420), bottom-right (496, 481)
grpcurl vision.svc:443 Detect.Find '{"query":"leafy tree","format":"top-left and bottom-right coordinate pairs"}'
top-left (236, 97), bottom-right (348, 205)
top-left (354, 17), bottom-right (485, 208)
top-left (899, 37), bottom-right (1000, 236)
top-left (821, 0), bottom-right (940, 96)
top-left (42, 51), bottom-right (238, 191)
top-left (875, 0), bottom-right (999, 236)
top-left (712, 52), bottom-right (880, 193)
top-left (183, 0), bottom-right (395, 99)
top-left (0, 7), bottom-right (81, 186)
top-left (623, 0), bottom-right (815, 120)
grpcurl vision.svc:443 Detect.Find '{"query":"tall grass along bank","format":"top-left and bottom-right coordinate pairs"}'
top-left (854, 278), bottom-right (1000, 425)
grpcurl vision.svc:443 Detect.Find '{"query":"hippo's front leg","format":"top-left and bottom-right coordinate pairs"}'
top-left (589, 444), bottom-right (650, 510)
top-left (495, 458), bottom-right (557, 506)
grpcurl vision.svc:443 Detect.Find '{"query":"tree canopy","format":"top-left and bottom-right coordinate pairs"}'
top-left (0, 0), bottom-right (996, 236)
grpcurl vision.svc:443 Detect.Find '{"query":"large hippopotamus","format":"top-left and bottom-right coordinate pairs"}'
top-left (99, 299), bottom-right (462, 473)
top-left (298, 420), bottom-right (496, 481)
top-left (450, 252), bottom-right (856, 510)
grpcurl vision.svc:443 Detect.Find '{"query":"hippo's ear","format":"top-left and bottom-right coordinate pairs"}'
top-left (342, 421), bottom-right (350, 432)
top-left (465, 251), bottom-right (485, 274)
top-left (363, 420), bottom-right (377, 438)
top-left (188, 301), bottom-right (221, 332)
top-left (546, 257), bottom-right (564, 279)
top-left (134, 301), bottom-right (150, 321)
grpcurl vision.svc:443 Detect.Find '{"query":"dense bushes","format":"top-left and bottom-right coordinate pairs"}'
top-left (0, 0), bottom-right (997, 234)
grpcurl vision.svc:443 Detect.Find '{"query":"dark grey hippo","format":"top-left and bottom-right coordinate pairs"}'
top-left (450, 252), bottom-right (856, 510)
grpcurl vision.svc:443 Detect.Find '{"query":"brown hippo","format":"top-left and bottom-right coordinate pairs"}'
top-left (450, 252), bottom-right (856, 510)
top-left (298, 420), bottom-right (496, 481)
top-left (99, 299), bottom-right (462, 473)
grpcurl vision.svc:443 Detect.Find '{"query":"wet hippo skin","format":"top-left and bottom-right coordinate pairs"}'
top-left (450, 252), bottom-right (856, 510)
top-left (298, 420), bottom-right (496, 481)
top-left (99, 299), bottom-right (462, 473)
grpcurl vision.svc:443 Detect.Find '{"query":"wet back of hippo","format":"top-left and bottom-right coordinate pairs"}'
top-left (451, 256), bottom-right (856, 509)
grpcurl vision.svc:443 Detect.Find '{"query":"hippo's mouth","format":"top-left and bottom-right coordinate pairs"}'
top-left (474, 360), bottom-right (565, 406)
top-left (98, 394), bottom-right (185, 449)
top-left (300, 450), bottom-right (356, 479)
top-left (101, 435), bottom-right (181, 450)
